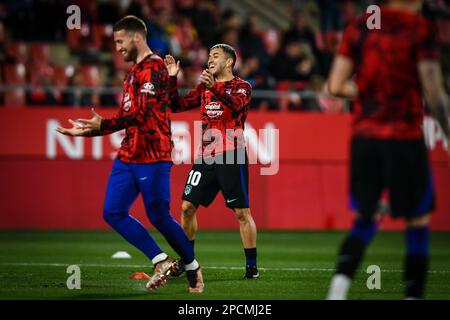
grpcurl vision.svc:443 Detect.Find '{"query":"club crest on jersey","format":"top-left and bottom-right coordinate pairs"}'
top-left (141, 82), bottom-right (155, 95)
top-left (184, 185), bottom-right (192, 195)
top-left (123, 93), bottom-right (131, 111)
top-left (205, 101), bottom-right (223, 118)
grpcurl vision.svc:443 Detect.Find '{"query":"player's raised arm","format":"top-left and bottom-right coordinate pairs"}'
top-left (325, 55), bottom-right (358, 99)
top-left (165, 54), bottom-right (202, 113)
top-left (418, 60), bottom-right (450, 162)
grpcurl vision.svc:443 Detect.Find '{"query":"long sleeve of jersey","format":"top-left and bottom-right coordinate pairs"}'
top-left (81, 108), bottom-right (127, 137)
top-left (210, 80), bottom-right (252, 112)
top-left (168, 76), bottom-right (203, 113)
top-left (97, 66), bottom-right (162, 134)
top-left (99, 95), bottom-right (157, 133)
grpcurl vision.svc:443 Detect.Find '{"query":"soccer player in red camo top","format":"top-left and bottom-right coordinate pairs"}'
top-left (164, 44), bottom-right (260, 279)
top-left (56, 15), bottom-right (204, 293)
top-left (325, 0), bottom-right (450, 299)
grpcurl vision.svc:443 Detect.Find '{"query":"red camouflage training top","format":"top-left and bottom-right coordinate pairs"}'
top-left (169, 76), bottom-right (252, 158)
top-left (97, 53), bottom-right (173, 163)
top-left (338, 6), bottom-right (440, 140)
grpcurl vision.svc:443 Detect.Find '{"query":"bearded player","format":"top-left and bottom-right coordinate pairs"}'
top-left (56, 15), bottom-right (204, 293)
top-left (164, 44), bottom-right (259, 279)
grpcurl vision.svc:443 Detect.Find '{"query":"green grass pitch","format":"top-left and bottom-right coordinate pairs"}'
top-left (0, 230), bottom-right (449, 300)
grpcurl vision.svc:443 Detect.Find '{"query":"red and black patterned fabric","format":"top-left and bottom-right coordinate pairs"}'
top-left (338, 6), bottom-right (440, 140)
top-left (96, 53), bottom-right (173, 163)
top-left (169, 76), bottom-right (252, 158)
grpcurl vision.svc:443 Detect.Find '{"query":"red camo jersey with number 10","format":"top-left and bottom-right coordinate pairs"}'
top-left (338, 6), bottom-right (440, 140)
top-left (96, 53), bottom-right (173, 163)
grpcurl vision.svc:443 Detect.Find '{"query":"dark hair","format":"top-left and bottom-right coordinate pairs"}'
top-left (113, 15), bottom-right (147, 36)
top-left (210, 43), bottom-right (237, 68)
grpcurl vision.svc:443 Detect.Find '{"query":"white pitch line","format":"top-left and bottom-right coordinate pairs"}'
top-left (0, 262), bottom-right (449, 274)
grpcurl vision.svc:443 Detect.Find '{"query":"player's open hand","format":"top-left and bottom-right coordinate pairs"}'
top-left (76, 108), bottom-right (102, 131)
top-left (56, 119), bottom-right (91, 136)
top-left (164, 55), bottom-right (181, 77)
top-left (200, 69), bottom-right (214, 88)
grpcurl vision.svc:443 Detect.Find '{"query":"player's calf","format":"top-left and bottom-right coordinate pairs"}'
top-left (404, 215), bottom-right (430, 299)
top-left (327, 217), bottom-right (377, 299)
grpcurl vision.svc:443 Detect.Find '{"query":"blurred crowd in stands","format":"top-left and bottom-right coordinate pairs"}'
top-left (0, 0), bottom-right (449, 111)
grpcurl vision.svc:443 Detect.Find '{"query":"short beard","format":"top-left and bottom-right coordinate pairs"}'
top-left (124, 45), bottom-right (138, 62)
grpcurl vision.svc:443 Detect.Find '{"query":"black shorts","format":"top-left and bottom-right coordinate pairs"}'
top-left (350, 138), bottom-right (435, 219)
top-left (182, 150), bottom-right (250, 208)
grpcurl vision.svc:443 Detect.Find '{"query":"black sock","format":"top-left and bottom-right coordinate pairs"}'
top-left (405, 254), bottom-right (428, 298)
top-left (336, 235), bottom-right (367, 279)
top-left (244, 248), bottom-right (257, 266)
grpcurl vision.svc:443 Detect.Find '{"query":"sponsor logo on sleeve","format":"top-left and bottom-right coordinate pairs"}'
top-left (123, 93), bottom-right (131, 111)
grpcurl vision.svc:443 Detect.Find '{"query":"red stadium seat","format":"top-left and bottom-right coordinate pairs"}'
top-left (4, 63), bottom-right (27, 85)
top-left (92, 24), bottom-right (114, 51)
top-left (275, 81), bottom-right (309, 111)
top-left (5, 42), bottom-right (28, 63)
top-left (53, 65), bottom-right (75, 86)
top-left (28, 62), bottom-right (54, 86)
top-left (67, 23), bottom-right (93, 51)
top-left (30, 43), bottom-right (51, 64)
top-left (4, 88), bottom-right (26, 107)
top-left (80, 65), bottom-right (101, 87)
top-left (259, 29), bottom-right (281, 56)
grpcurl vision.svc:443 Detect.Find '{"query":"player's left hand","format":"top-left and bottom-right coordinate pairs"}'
top-left (200, 69), bottom-right (214, 88)
top-left (76, 108), bottom-right (103, 131)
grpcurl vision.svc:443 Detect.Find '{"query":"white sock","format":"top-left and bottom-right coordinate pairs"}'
top-left (326, 274), bottom-right (351, 300)
top-left (152, 253), bottom-right (168, 266)
top-left (185, 259), bottom-right (200, 271)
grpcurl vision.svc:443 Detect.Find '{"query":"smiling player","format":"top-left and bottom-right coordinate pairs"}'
top-left (165, 44), bottom-right (259, 279)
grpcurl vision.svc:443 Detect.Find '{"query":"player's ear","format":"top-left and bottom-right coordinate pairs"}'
top-left (226, 58), bottom-right (233, 69)
top-left (133, 31), bottom-right (142, 43)
top-left (133, 32), bottom-right (139, 42)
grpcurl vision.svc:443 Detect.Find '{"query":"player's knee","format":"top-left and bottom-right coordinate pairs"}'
top-left (405, 217), bottom-right (430, 257)
top-left (233, 208), bottom-right (251, 223)
top-left (103, 209), bottom-right (124, 225)
top-left (349, 216), bottom-right (378, 245)
top-left (407, 214), bottom-right (430, 228)
top-left (147, 199), bottom-right (171, 225)
top-left (181, 201), bottom-right (197, 218)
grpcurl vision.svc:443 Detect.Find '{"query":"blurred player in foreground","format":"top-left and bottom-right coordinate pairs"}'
top-left (325, 0), bottom-right (450, 299)
top-left (56, 15), bottom-right (204, 293)
top-left (164, 44), bottom-right (259, 279)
